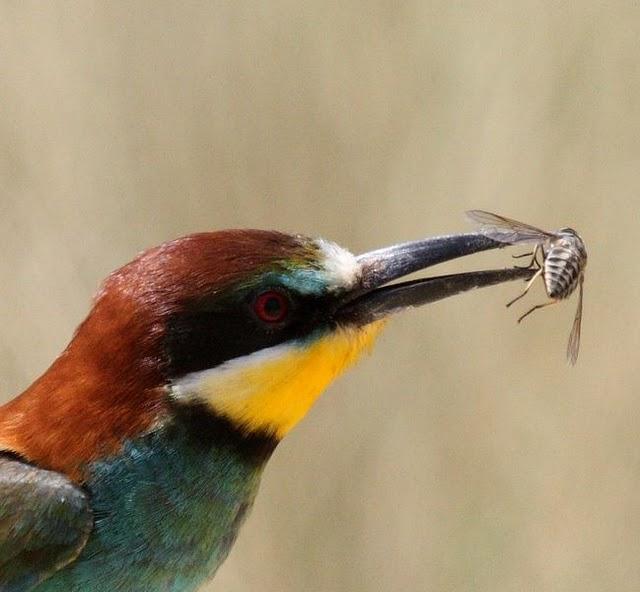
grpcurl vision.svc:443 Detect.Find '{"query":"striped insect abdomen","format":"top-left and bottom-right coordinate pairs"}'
top-left (543, 236), bottom-right (586, 300)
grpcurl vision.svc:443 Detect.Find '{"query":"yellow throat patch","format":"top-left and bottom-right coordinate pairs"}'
top-left (172, 321), bottom-right (386, 438)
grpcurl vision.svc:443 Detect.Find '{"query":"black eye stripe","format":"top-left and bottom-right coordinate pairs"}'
top-left (165, 289), bottom-right (334, 377)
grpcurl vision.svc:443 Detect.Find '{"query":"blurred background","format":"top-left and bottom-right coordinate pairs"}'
top-left (1, 3), bottom-right (638, 591)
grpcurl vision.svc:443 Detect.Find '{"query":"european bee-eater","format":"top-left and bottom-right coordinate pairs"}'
top-left (0, 229), bottom-right (530, 591)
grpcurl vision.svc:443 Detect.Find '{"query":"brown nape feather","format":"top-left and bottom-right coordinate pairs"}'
top-left (0, 230), bottom-right (312, 482)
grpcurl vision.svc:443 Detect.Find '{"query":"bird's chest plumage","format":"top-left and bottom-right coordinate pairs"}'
top-left (34, 412), bottom-right (267, 592)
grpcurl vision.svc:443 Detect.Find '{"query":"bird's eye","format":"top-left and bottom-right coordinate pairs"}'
top-left (253, 290), bottom-right (290, 324)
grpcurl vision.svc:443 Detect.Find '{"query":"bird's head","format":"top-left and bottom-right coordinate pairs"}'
top-left (96, 229), bottom-right (386, 441)
top-left (1, 229), bottom-right (526, 478)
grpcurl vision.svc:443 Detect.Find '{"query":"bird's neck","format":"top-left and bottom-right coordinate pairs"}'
top-left (0, 296), bottom-right (169, 482)
top-left (35, 404), bottom-right (271, 592)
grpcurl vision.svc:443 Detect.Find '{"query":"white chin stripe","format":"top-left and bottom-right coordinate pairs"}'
top-left (169, 341), bottom-right (299, 404)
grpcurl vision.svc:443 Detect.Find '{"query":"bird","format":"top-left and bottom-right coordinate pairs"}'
top-left (0, 229), bottom-right (531, 592)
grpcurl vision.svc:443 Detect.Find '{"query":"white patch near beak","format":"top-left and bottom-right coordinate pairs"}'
top-left (315, 239), bottom-right (360, 292)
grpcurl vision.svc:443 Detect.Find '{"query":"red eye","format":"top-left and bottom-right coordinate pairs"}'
top-left (253, 290), bottom-right (290, 324)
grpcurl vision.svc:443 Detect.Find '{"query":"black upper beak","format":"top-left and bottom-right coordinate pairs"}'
top-left (337, 232), bottom-right (534, 325)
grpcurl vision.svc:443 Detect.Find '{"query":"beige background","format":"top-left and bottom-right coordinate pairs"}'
top-left (1, 3), bottom-right (638, 591)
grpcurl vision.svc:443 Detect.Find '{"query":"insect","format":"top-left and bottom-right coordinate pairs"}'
top-left (466, 209), bottom-right (587, 365)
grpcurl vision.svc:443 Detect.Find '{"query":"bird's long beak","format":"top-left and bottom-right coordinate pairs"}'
top-left (337, 232), bottom-right (534, 325)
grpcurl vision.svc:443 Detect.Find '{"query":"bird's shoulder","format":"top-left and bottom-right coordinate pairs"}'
top-left (0, 454), bottom-right (92, 592)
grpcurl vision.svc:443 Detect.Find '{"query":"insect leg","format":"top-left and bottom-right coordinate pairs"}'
top-left (517, 299), bottom-right (559, 323)
top-left (506, 266), bottom-right (543, 308)
top-left (512, 251), bottom-right (534, 267)
top-left (533, 244), bottom-right (543, 267)
top-left (511, 245), bottom-right (540, 269)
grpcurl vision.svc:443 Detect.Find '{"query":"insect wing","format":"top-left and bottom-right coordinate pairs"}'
top-left (466, 210), bottom-right (555, 245)
top-left (566, 276), bottom-right (584, 365)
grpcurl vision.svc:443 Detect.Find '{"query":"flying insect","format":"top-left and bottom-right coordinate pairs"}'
top-left (466, 209), bottom-right (587, 364)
